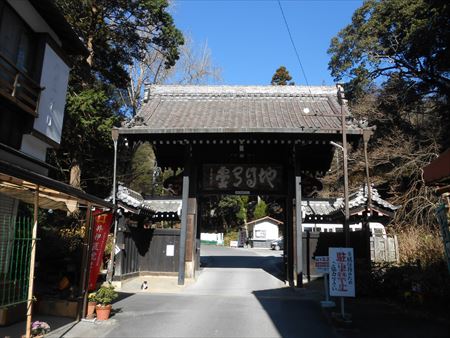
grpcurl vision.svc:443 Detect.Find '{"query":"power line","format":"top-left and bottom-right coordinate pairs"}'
top-left (277, 0), bottom-right (312, 94)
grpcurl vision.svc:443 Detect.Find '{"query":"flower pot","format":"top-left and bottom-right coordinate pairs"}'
top-left (87, 301), bottom-right (97, 317)
top-left (95, 304), bottom-right (112, 320)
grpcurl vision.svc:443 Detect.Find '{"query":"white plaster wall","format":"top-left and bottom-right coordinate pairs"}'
top-left (201, 233), bottom-right (224, 244)
top-left (253, 221), bottom-right (279, 240)
top-left (303, 222), bottom-right (386, 235)
top-left (20, 134), bottom-right (48, 161)
top-left (34, 44), bottom-right (70, 144)
top-left (6, 0), bottom-right (61, 46)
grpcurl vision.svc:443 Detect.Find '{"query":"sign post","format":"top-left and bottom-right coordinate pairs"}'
top-left (329, 247), bottom-right (355, 321)
top-left (315, 256), bottom-right (335, 308)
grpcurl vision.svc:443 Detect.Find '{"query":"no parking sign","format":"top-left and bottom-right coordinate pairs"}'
top-left (329, 247), bottom-right (355, 297)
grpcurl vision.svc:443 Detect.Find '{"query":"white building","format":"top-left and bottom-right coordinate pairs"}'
top-left (246, 216), bottom-right (283, 248)
top-left (301, 186), bottom-right (398, 237)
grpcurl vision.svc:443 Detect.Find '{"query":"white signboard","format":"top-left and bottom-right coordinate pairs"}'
top-left (315, 256), bottom-right (329, 274)
top-left (166, 245), bottom-right (174, 257)
top-left (329, 247), bottom-right (355, 297)
top-left (229, 241), bottom-right (238, 247)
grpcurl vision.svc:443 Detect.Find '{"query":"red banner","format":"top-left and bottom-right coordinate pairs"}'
top-left (88, 211), bottom-right (113, 291)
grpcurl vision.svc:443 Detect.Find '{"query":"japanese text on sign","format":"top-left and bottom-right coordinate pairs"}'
top-left (88, 211), bottom-right (113, 291)
top-left (329, 247), bottom-right (355, 297)
top-left (203, 164), bottom-right (283, 191)
top-left (315, 256), bottom-right (329, 274)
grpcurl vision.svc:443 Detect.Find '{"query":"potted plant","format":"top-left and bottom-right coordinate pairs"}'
top-left (94, 285), bottom-right (118, 320)
top-left (87, 292), bottom-right (97, 317)
top-left (30, 320), bottom-right (50, 337)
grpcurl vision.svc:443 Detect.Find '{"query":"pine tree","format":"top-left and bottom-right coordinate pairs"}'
top-left (271, 66), bottom-right (294, 86)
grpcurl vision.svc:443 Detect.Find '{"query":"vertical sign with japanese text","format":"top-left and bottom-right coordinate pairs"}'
top-left (88, 211), bottom-right (113, 291)
top-left (315, 256), bottom-right (329, 275)
top-left (329, 247), bottom-right (355, 297)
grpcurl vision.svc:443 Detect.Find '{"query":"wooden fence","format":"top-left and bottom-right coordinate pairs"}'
top-left (370, 235), bottom-right (399, 263)
top-left (305, 231), bottom-right (399, 279)
top-left (116, 228), bottom-right (180, 279)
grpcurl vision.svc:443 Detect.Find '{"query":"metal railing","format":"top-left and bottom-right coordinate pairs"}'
top-left (0, 216), bottom-right (33, 307)
top-left (0, 53), bottom-right (42, 116)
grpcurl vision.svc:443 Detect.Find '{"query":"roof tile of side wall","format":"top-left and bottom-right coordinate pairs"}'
top-left (124, 85), bottom-right (363, 134)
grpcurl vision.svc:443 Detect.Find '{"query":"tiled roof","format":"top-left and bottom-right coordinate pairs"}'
top-left (141, 200), bottom-right (182, 215)
top-left (113, 185), bottom-right (181, 215)
top-left (301, 186), bottom-right (398, 218)
top-left (334, 185), bottom-right (399, 211)
top-left (116, 185), bottom-right (143, 208)
top-left (121, 85), bottom-right (366, 135)
top-left (302, 199), bottom-right (339, 216)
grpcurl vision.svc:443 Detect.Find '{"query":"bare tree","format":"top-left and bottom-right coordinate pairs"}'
top-left (124, 34), bottom-right (222, 115)
top-left (170, 35), bottom-right (222, 85)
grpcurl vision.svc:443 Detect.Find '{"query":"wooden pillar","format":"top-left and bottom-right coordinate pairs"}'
top-left (338, 86), bottom-right (351, 246)
top-left (285, 146), bottom-right (295, 286)
top-left (285, 196), bottom-right (293, 285)
top-left (178, 175), bottom-right (189, 285)
top-left (362, 129), bottom-right (373, 268)
top-left (184, 198), bottom-right (197, 278)
top-left (194, 199), bottom-right (202, 275)
top-left (113, 216), bottom-right (126, 278)
top-left (295, 175), bottom-right (303, 287)
top-left (178, 145), bottom-right (192, 285)
top-left (25, 186), bottom-right (39, 338)
top-left (78, 203), bottom-right (93, 320)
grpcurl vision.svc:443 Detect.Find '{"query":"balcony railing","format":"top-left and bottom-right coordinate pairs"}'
top-left (0, 53), bottom-right (43, 117)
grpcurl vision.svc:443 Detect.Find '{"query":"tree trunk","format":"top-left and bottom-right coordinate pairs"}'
top-left (86, 2), bottom-right (99, 67)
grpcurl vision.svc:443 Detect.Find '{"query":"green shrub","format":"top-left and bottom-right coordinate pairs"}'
top-left (368, 260), bottom-right (450, 317)
top-left (223, 229), bottom-right (239, 247)
top-left (95, 285), bottom-right (118, 306)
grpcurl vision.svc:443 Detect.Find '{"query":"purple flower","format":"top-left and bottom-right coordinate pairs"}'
top-left (31, 321), bottom-right (51, 336)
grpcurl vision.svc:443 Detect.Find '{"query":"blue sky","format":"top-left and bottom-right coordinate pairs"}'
top-left (171, 0), bottom-right (363, 86)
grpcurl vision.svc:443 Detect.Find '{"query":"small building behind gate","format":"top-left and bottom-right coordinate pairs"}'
top-left (247, 216), bottom-right (283, 248)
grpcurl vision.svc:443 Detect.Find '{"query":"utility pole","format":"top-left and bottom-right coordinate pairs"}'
top-left (337, 84), bottom-right (350, 247)
top-left (363, 129), bottom-right (373, 267)
top-left (106, 128), bottom-right (119, 283)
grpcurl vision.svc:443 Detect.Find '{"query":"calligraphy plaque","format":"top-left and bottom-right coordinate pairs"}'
top-left (202, 164), bottom-right (283, 193)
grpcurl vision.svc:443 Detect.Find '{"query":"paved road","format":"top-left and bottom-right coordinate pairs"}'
top-left (50, 246), bottom-right (336, 338)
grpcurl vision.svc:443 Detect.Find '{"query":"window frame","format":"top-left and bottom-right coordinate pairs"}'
top-left (0, 1), bottom-right (40, 81)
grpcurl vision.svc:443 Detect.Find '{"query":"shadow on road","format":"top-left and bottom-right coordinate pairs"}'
top-left (114, 291), bottom-right (135, 304)
top-left (201, 254), bottom-right (285, 281)
top-left (252, 287), bottom-right (337, 338)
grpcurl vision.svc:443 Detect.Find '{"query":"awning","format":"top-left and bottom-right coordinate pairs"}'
top-left (423, 148), bottom-right (450, 194)
top-left (0, 160), bottom-right (114, 211)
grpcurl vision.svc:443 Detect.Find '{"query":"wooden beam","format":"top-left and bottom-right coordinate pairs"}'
top-left (178, 175), bottom-right (189, 285)
top-left (79, 204), bottom-right (93, 319)
top-left (178, 145), bottom-right (191, 285)
top-left (295, 175), bottom-right (303, 287)
top-left (25, 185), bottom-right (39, 338)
